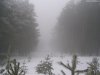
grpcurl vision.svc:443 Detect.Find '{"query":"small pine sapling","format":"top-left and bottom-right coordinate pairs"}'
top-left (6, 59), bottom-right (26, 75)
top-left (86, 57), bottom-right (100, 75)
top-left (59, 55), bottom-right (78, 75)
top-left (36, 55), bottom-right (54, 75)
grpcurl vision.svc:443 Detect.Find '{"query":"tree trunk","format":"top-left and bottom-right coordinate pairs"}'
top-left (71, 71), bottom-right (75, 75)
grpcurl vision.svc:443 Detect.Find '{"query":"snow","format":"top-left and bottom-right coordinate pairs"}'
top-left (17, 56), bottom-right (100, 75)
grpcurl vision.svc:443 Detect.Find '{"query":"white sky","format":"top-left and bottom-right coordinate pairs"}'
top-left (30, 0), bottom-right (67, 38)
top-left (29, 0), bottom-right (68, 55)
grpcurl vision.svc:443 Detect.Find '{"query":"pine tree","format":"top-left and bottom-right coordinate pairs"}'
top-left (36, 55), bottom-right (54, 75)
top-left (0, 59), bottom-right (26, 75)
top-left (6, 59), bottom-right (26, 75)
top-left (86, 58), bottom-right (100, 75)
top-left (59, 55), bottom-right (78, 75)
top-left (59, 55), bottom-right (89, 75)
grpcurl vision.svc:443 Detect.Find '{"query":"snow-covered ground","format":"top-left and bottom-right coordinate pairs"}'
top-left (16, 56), bottom-right (100, 75)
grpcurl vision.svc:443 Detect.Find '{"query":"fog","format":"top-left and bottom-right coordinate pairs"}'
top-left (1, 1), bottom-right (100, 75)
top-left (29, 0), bottom-right (68, 56)
top-left (30, 0), bottom-right (67, 37)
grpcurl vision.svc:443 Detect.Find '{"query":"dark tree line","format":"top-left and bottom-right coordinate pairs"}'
top-left (0, 0), bottom-right (39, 57)
top-left (53, 0), bottom-right (100, 56)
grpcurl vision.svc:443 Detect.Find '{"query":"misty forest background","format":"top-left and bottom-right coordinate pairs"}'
top-left (0, 0), bottom-right (100, 75)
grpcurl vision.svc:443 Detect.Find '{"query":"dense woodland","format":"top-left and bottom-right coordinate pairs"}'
top-left (0, 0), bottom-right (39, 56)
top-left (53, 0), bottom-right (100, 56)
